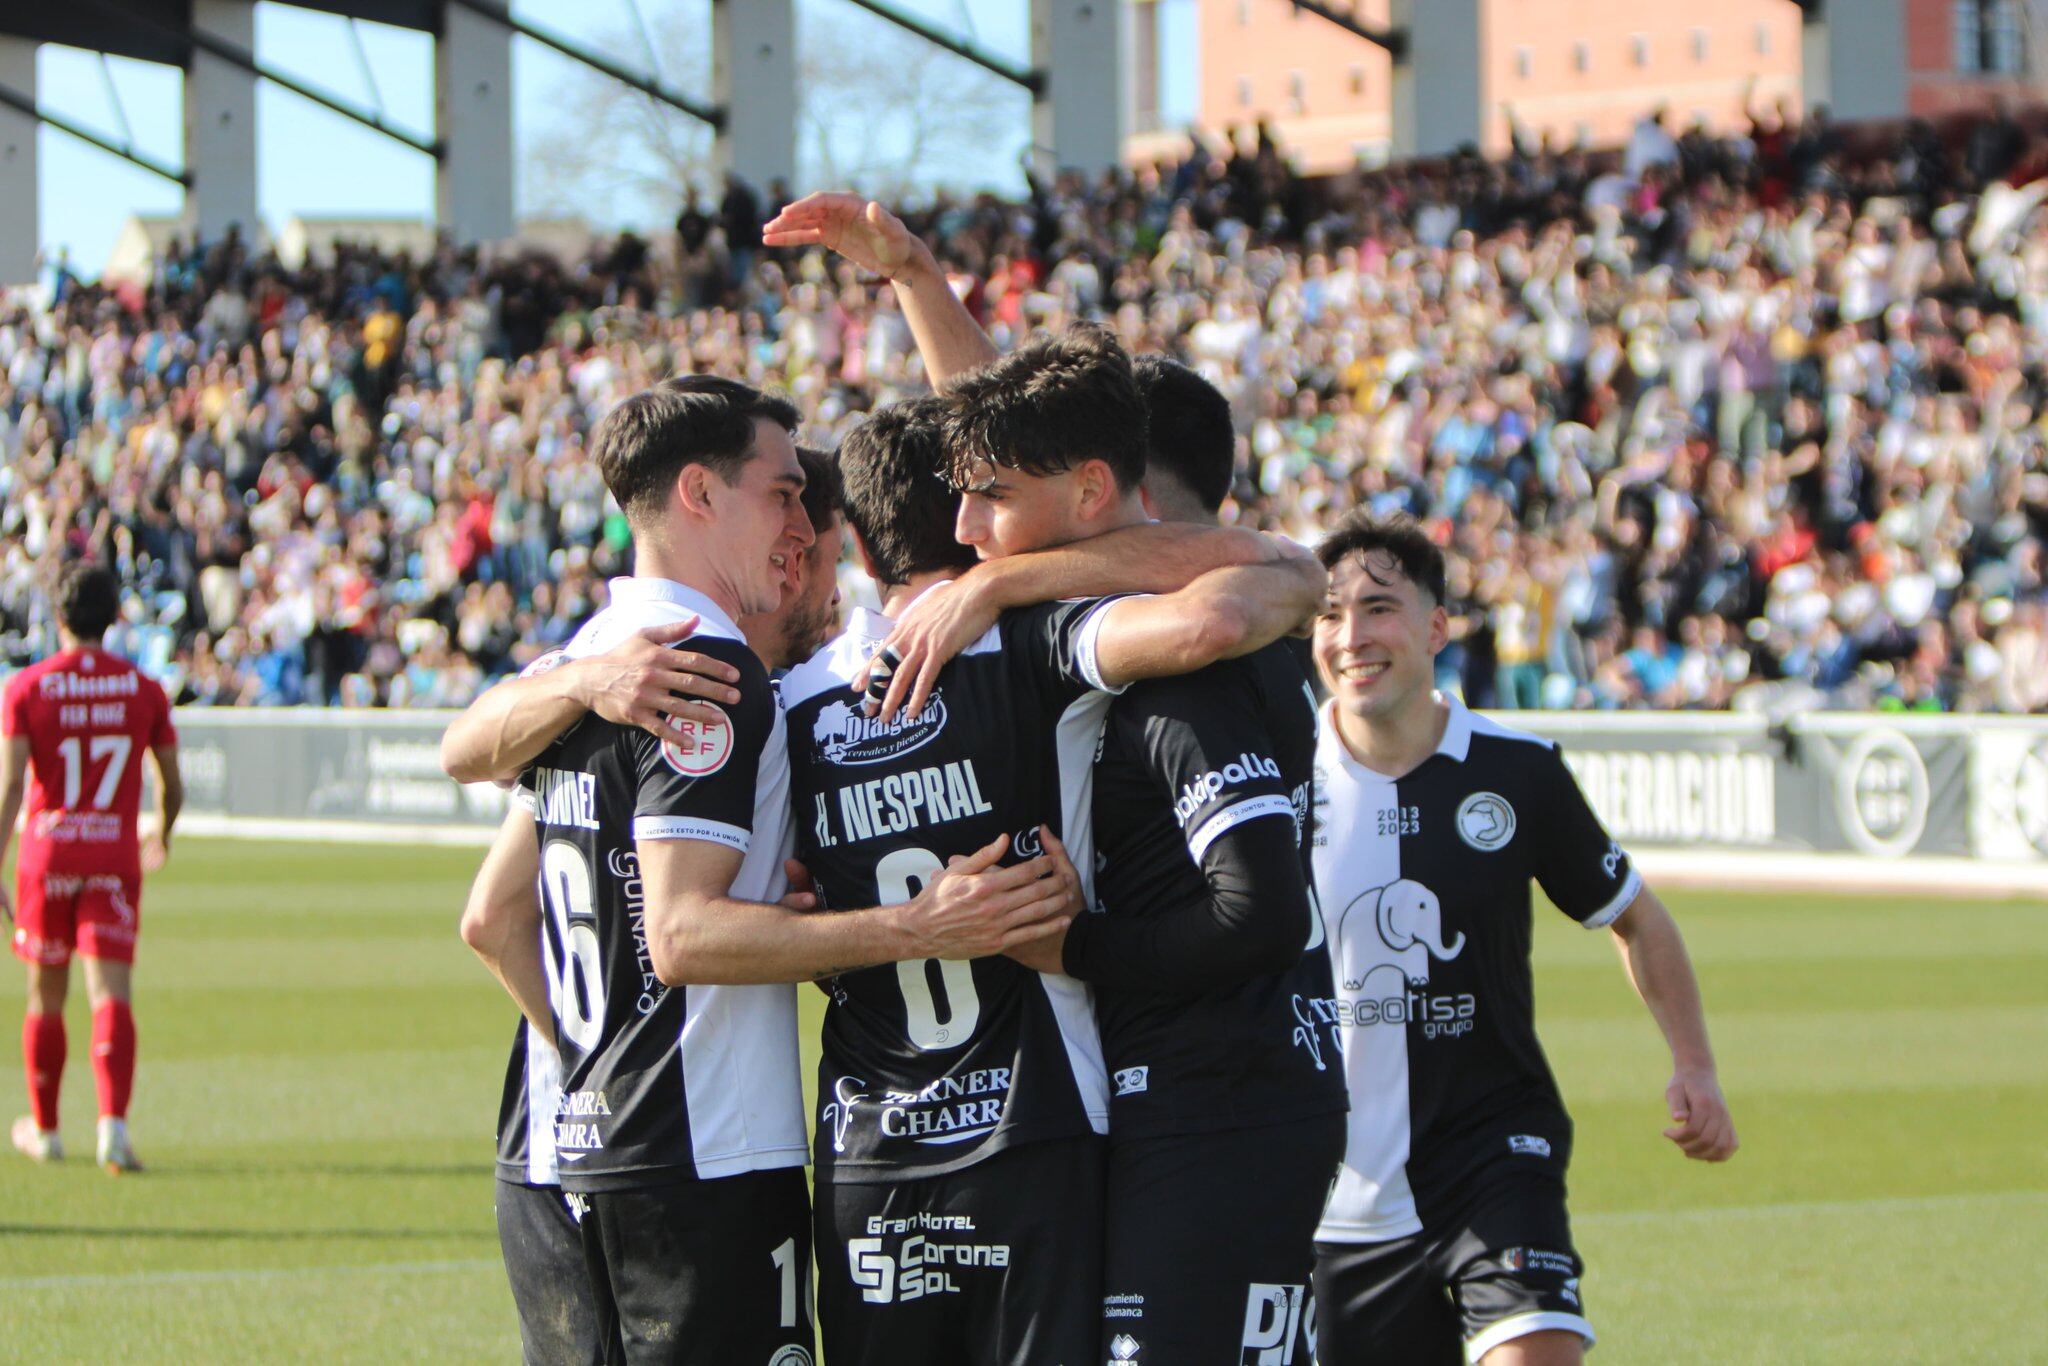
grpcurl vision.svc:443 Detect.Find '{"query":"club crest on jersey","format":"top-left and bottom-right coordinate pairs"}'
top-left (813, 691), bottom-right (949, 765)
top-left (1455, 792), bottom-right (1516, 850)
top-left (768, 1349), bottom-right (814, 1366)
top-left (661, 707), bottom-right (734, 777)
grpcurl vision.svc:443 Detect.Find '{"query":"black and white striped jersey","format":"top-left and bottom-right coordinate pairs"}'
top-left (1075, 641), bottom-right (1350, 1140)
top-left (521, 577), bottom-right (807, 1193)
top-left (494, 1019), bottom-right (562, 1187)
top-left (1310, 696), bottom-right (1641, 1243)
top-left (779, 597), bottom-right (1120, 1183)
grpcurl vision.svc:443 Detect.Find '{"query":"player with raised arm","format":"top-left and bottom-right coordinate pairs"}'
top-left (1, 564), bottom-right (182, 1174)
top-left (455, 444), bottom-right (851, 1366)
top-left (883, 327), bottom-right (1344, 1363)
top-left (451, 375), bottom-right (1077, 1364)
top-left (1306, 513), bottom-right (1737, 1366)
top-left (780, 397), bottom-right (1321, 1365)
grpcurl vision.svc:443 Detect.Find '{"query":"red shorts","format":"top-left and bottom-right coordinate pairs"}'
top-left (11, 869), bottom-right (141, 967)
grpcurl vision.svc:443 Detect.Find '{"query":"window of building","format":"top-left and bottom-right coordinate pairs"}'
top-left (1957, 0), bottom-right (2030, 76)
top-left (1237, 75), bottom-right (1254, 107)
top-left (1631, 34), bottom-right (1650, 67)
top-left (1754, 22), bottom-right (1770, 56)
top-left (1573, 41), bottom-right (1591, 73)
top-left (1691, 27), bottom-right (1710, 63)
top-left (1349, 64), bottom-right (1367, 98)
top-left (1515, 46), bottom-right (1533, 79)
top-left (1288, 70), bottom-right (1307, 115)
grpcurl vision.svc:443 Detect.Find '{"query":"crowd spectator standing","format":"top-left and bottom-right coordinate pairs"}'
top-left (8, 97), bottom-right (2048, 714)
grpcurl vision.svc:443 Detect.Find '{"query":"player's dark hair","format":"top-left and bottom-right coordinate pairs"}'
top-left (795, 443), bottom-right (845, 533)
top-left (838, 399), bottom-right (977, 588)
top-left (1316, 512), bottom-right (1447, 606)
top-left (591, 375), bottom-right (800, 524)
top-left (56, 562), bottom-right (121, 640)
top-left (941, 323), bottom-right (1148, 493)
top-left (1134, 354), bottom-right (1235, 513)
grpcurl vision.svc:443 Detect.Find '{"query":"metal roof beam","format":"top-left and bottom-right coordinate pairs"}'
top-left (838, 0), bottom-right (1042, 92)
top-left (0, 78), bottom-right (191, 184)
top-left (443, 0), bottom-right (722, 127)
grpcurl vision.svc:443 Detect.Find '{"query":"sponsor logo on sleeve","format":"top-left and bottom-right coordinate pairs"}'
top-left (1113, 1066), bottom-right (1149, 1096)
top-left (1172, 753), bottom-right (1282, 827)
top-left (1455, 792), bottom-right (1516, 850)
top-left (661, 707), bottom-right (734, 776)
top-left (1109, 1333), bottom-right (1143, 1362)
top-left (1508, 1133), bottom-right (1553, 1158)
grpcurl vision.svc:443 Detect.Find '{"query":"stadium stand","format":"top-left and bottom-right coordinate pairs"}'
top-left (5, 102), bottom-right (2048, 715)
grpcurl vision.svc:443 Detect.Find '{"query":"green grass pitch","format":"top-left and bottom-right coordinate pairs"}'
top-left (1, 838), bottom-right (2043, 1362)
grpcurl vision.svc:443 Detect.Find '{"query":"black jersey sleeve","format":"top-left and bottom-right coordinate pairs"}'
top-left (1532, 742), bottom-right (1642, 928)
top-left (998, 595), bottom-right (1134, 708)
top-left (628, 639), bottom-right (775, 854)
top-left (1063, 668), bottom-right (1316, 993)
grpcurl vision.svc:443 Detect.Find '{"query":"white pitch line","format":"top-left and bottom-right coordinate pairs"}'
top-left (0, 1256), bottom-right (499, 1290)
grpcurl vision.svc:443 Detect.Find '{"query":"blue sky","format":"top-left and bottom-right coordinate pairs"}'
top-left (30, 0), bottom-right (1034, 275)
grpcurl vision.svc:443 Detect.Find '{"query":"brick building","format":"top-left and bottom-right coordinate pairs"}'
top-left (1126, 0), bottom-right (2046, 172)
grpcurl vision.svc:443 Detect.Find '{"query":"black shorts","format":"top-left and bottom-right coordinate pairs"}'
top-left (496, 1180), bottom-right (604, 1366)
top-left (1313, 1169), bottom-right (1592, 1365)
top-left (576, 1166), bottom-right (815, 1366)
top-left (815, 1135), bottom-right (1103, 1366)
top-left (1100, 1116), bottom-right (1345, 1366)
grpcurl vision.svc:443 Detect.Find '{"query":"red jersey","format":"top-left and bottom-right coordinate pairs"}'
top-left (2, 647), bottom-right (176, 880)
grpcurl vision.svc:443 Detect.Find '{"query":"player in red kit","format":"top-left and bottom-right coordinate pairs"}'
top-left (0, 565), bottom-right (183, 1173)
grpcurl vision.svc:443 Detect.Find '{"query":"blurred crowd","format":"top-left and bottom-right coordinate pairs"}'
top-left (7, 97), bottom-right (2048, 714)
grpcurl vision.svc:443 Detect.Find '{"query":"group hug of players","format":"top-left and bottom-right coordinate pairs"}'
top-left (432, 196), bottom-right (1739, 1366)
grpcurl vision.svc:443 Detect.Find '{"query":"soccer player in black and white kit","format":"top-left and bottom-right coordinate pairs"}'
top-left (897, 330), bottom-right (1344, 1366)
top-left (446, 377), bottom-right (1083, 1365)
top-left (779, 401), bottom-right (1322, 1364)
top-left (451, 447), bottom-right (851, 1366)
top-left (1306, 513), bottom-right (1738, 1366)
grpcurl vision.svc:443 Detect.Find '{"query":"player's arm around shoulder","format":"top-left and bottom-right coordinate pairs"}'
top-left (868, 523), bottom-right (1286, 720)
top-left (438, 619), bottom-right (743, 785)
top-left (1089, 543), bottom-right (1327, 690)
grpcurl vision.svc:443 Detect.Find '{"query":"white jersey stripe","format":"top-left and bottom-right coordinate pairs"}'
top-left (1186, 793), bottom-right (1295, 862)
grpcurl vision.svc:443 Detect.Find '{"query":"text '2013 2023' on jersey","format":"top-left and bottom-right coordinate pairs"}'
top-left (519, 577), bottom-right (807, 1194)
top-left (1310, 695), bottom-right (1642, 1243)
top-left (1074, 640), bottom-right (1350, 1140)
top-left (778, 595), bottom-right (1129, 1183)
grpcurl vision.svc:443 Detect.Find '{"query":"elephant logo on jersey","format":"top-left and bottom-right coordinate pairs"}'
top-left (1455, 792), bottom-right (1516, 851)
top-left (822, 1077), bottom-right (869, 1153)
top-left (814, 692), bottom-right (950, 765)
top-left (1333, 880), bottom-right (1465, 990)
